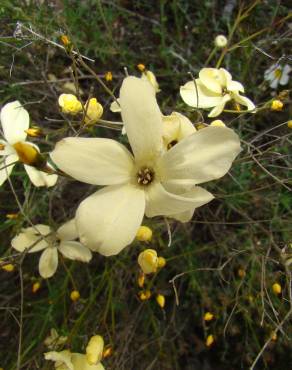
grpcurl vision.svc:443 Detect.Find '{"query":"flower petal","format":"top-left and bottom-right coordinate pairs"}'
top-left (119, 76), bottom-right (163, 163)
top-left (0, 153), bottom-right (17, 186)
top-left (39, 247), bottom-right (58, 278)
top-left (11, 224), bottom-right (51, 253)
top-left (57, 219), bottom-right (78, 241)
top-left (51, 137), bottom-right (134, 185)
top-left (24, 165), bottom-right (58, 187)
top-left (180, 80), bottom-right (223, 108)
top-left (208, 94), bottom-right (231, 117)
top-left (0, 101), bottom-right (29, 144)
top-left (58, 241), bottom-right (92, 262)
top-left (76, 184), bottom-right (145, 256)
top-left (0, 140), bottom-right (15, 156)
top-left (145, 182), bottom-right (214, 217)
top-left (199, 68), bottom-right (223, 94)
top-left (226, 80), bottom-right (245, 93)
top-left (71, 353), bottom-right (105, 370)
top-left (44, 350), bottom-right (74, 370)
top-left (233, 94), bottom-right (255, 111)
top-left (158, 126), bottom-right (241, 185)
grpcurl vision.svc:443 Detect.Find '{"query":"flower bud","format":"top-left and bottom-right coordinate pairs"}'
top-left (13, 142), bottom-right (45, 167)
top-left (25, 127), bottom-right (43, 137)
top-left (287, 120), bottom-right (292, 129)
top-left (272, 282), bottom-right (281, 295)
top-left (102, 346), bottom-right (113, 358)
top-left (138, 290), bottom-right (151, 301)
top-left (237, 268), bottom-right (246, 278)
top-left (156, 294), bottom-right (165, 308)
top-left (271, 331), bottom-right (277, 341)
top-left (157, 256), bottom-right (166, 269)
top-left (138, 249), bottom-right (158, 274)
top-left (137, 63), bottom-right (146, 72)
top-left (271, 100), bottom-right (283, 111)
top-left (204, 312), bottom-right (214, 322)
top-left (136, 226), bottom-right (152, 242)
top-left (6, 213), bottom-right (19, 220)
top-left (210, 120), bottom-right (225, 127)
top-left (105, 71), bottom-right (113, 82)
top-left (32, 282), bottom-right (41, 293)
top-left (137, 272), bottom-right (145, 288)
top-left (60, 35), bottom-right (71, 47)
top-left (1, 263), bottom-right (14, 272)
top-left (70, 290), bottom-right (80, 301)
top-left (58, 94), bottom-right (82, 114)
top-left (86, 335), bottom-right (104, 365)
top-left (206, 334), bottom-right (215, 347)
top-left (84, 98), bottom-right (103, 125)
top-left (214, 35), bottom-right (228, 48)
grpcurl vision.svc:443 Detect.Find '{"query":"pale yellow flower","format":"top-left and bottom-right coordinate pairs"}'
top-left (0, 101), bottom-right (58, 187)
top-left (58, 94), bottom-right (82, 114)
top-left (11, 220), bottom-right (92, 279)
top-left (180, 68), bottom-right (255, 117)
top-left (138, 249), bottom-right (158, 274)
top-left (84, 98), bottom-right (103, 124)
top-left (51, 77), bottom-right (241, 256)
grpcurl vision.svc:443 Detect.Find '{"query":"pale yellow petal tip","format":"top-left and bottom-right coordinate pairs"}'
top-left (156, 294), bottom-right (165, 308)
top-left (58, 94), bottom-right (82, 114)
top-left (272, 283), bottom-right (282, 295)
top-left (270, 100), bottom-right (284, 111)
top-left (70, 290), bottom-right (80, 301)
top-left (86, 335), bottom-right (104, 365)
top-left (210, 120), bottom-right (226, 127)
top-left (136, 225), bottom-right (153, 242)
top-left (206, 334), bottom-right (215, 347)
top-left (138, 249), bottom-right (158, 274)
top-left (203, 312), bottom-right (214, 322)
top-left (84, 98), bottom-right (103, 125)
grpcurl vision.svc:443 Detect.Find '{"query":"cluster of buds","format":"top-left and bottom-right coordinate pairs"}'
top-left (138, 249), bottom-right (166, 275)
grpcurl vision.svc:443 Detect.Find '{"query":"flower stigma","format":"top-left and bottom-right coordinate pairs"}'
top-left (137, 167), bottom-right (154, 186)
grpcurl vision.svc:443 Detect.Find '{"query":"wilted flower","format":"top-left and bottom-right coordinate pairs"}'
top-left (11, 220), bottom-right (92, 278)
top-left (84, 98), bottom-right (103, 124)
top-left (264, 63), bottom-right (291, 89)
top-left (58, 94), bottom-right (82, 114)
top-left (214, 35), bottom-right (228, 48)
top-left (0, 101), bottom-right (58, 187)
top-left (180, 68), bottom-right (255, 117)
top-left (51, 77), bottom-right (241, 256)
top-left (138, 249), bottom-right (159, 274)
top-left (136, 225), bottom-right (153, 242)
top-left (86, 335), bottom-right (104, 365)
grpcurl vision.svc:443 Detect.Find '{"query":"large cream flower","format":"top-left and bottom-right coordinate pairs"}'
top-left (0, 101), bottom-right (58, 187)
top-left (51, 76), bottom-right (241, 256)
top-left (11, 220), bottom-right (92, 278)
top-left (180, 68), bottom-right (255, 117)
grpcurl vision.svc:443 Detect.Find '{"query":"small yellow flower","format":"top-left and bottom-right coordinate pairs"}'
top-left (84, 98), bottom-right (103, 125)
top-left (136, 226), bottom-right (153, 242)
top-left (214, 35), bottom-right (228, 48)
top-left (204, 312), bottom-right (214, 322)
top-left (137, 272), bottom-right (145, 288)
top-left (86, 335), bottom-right (104, 365)
top-left (60, 35), bottom-right (71, 47)
top-left (138, 290), bottom-right (151, 301)
top-left (25, 127), bottom-right (43, 137)
top-left (156, 294), bottom-right (165, 308)
top-left (237, 268), bottom-right (246, 278)
top-left (105, 71), bottom-right (113, 82)
top-left (6, 213), bottom-right (19, 220)
top-left (271, 100), bottom-right (283, 111)
top-left (210, 120), bottom-right (226, 127)
top-left (138, 249), bottom-right (158, 274)
top-left (1, 263), bottom-right (15, 272)
top-left (70, 290), bottom-right (80, 302)
top-left (58, 94), bottom-right (82, 115)
top-left (102, 346), bottom-right (113, 358)
top-left (137, 63), bottom-right (146, 72)
top-left (32, 282), bottom-right (41, 293)
top-left (13, 142), bottom-right (43, 166)
top-left (272, 282), bottom-right (282, 295)
top-left (287, 120), bottom-right (292, 129)
top-left (157, 256), bottom-right (166, 269)
top-left (270, 331), bottom-right (277, 341)
top-left (206, 334), bottom-right (215, 347)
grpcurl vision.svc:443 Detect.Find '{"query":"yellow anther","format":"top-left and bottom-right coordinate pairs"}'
top-left (32, 282), bottom-right (41, 293)
top-left (272, 283), bottom-right (282, 295)
top-left (58, 94), bottom-right (82, 115)
top-left (6, 213), bottom-right (19, 220)
top-left (138, 249), bottom-right (158, 274)
top-left (138, 290), bottom-right (151, 301)
top-left (137, 272), bottom-right (145, 288)
top-left (237, 268), bottom-right (246, 278)
top-left (25, 127), bottom-right (43, 137)
top-left (0, 143), bottom-right (5, 150)
top-left (102, 346), bottom-right (113, 358)
top-left (210, 119), bottom-right (226, 127)
top-left (156, 294), bottom-right (165, 308)
top-left (86, 335), bottom-right (104, 365)
top-left (137, 63), bottom-right (146, 72)
top-left (84, 98), bottom-right (103, 125)
top-left (1, 263), bottom-right (15, 272)
top-left (206, 334), bottom-right (215, 347)
top-left (13, 142), bottom-right (44, 167)
top-left (60, 35), bottom-right (71, 47)
top-left (204, 312), bottom-right (214, 322)
top-left (157, 256), bottom-right (166, 269)
top-left (105, 71), bottom-right (113, 82)
top-left (271, 100), bottom-right (283, 111)
top-left (136, 226), bottom-right (153, 242)
top-left (70, 290), bottom-right (80, 302)
top-left (287, 120), bottom-right (292, 129)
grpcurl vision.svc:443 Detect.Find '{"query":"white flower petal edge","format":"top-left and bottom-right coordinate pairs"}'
top-left (39, 247), bottom-right (58, 278)
top-left (51, 138), bottom-right (134, 186)
top-left (76, 184), bottom-right (145, 256)
top-left (24, 164), bottom-right (58, 187)
top-left (11, 224), bottom-right (51, 253)
top-left (58, 241), bottom-right (92, 262)
top-left (0, 101), bottom-right (29, 144)
top-left (0, 154), bottom-right (18, 186)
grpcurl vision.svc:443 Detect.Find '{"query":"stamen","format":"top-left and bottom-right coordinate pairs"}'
top-left (137, 167), bottom-right (154, 186)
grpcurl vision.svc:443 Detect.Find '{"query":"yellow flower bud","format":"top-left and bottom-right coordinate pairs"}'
top-left (58, 94), bottom-right (82, 114)
top-left (270, 331), bottom-right (277, 341)
top-left (102, 346), bottom-right (113, 358)
top-left (25, 127), bottom-right (43, 137)
top-left (32, 282), bottom-right (41, 293)
top-left (138, 249), bottom-right (158, 274)
top-left (136, 226), bottom-right (153, 242)
top-left (60, 35), bottom-right (71, 47)
top-left (84, 98), bottom-right (103, 125)
top-left (206, 334), bottom-right (215, 347)
top-left (287, 120), bottom-right (292, 129)
top-left (210, 120), bottom-right (226, 127)
top-left (70, 290), bottom-right (80, 302)
top-left (13, 142), bottom-right (44, 166)
top-left (137, 63), bottom-right (146, 72)
top-left (272, 282), bottom-right (281, 295)
top-left (105, 71), bottom-right (113, 82)
top-left (214, 35), bottom-right (228, 48)
top-left (6, 213), bottom-right (19, 220)
top-left (271, 100), bottom-right (283, 111)
top-left (204, 312), bottom-right (214, 322)
top-left (86, 335), bottom-right (104, 365)
top-left (156, 294), bottom-right (165, 308)
top-left (137, 272), bottom-right (145, 288)
top-left (157, 256), bottom-right (166, 269)
top-left (237, 268), bottom-right (246, 278)
top-left (138, 290), bottom-right (151, 301)
top-left (1, 263), bottom-right (15, 272)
